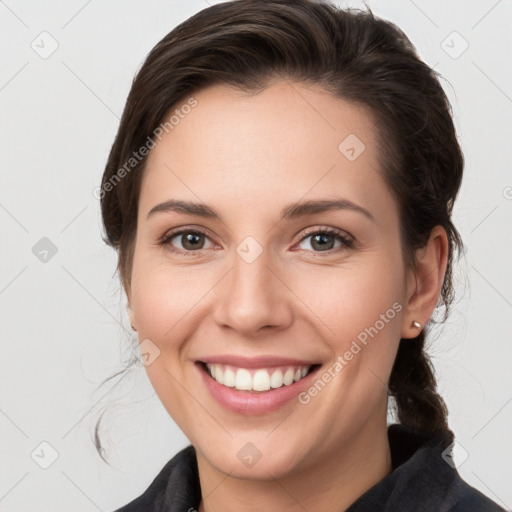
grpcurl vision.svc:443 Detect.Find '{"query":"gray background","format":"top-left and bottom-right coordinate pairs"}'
top-left (1, 0), bottom-right (511, 510)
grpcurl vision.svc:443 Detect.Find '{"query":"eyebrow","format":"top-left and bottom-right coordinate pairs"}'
top-left (146, 198), bottom-right (375, 222)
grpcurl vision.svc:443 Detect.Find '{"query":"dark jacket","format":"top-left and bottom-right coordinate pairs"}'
top-left (113, 424), bottom-right (507, 511)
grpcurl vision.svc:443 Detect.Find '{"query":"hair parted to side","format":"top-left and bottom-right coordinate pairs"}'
top-left (95, 0), bottom-right (464, 462)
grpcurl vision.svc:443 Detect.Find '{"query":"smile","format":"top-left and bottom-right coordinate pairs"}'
top-left (196, 361), bottom-right (322, 414)
top-left (204, 362), bottom-right (316, 392)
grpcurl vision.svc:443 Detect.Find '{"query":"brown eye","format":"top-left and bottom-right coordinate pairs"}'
top-left (297, 228), bottom-right (355, 253)
top-left (161, 229), bottom-right (215, 254)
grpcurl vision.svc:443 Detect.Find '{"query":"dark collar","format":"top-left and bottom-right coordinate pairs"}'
top-left (115, 424), bottom-right (505, 511)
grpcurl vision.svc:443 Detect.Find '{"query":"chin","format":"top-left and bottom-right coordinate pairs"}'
top-left (197, 438), bottom-right (308, 480)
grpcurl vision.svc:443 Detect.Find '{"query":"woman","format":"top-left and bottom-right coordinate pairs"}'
top-left (97, 0), bottom-right (505, 510)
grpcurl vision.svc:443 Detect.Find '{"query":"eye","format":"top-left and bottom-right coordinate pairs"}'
top-left (159, 226), bottom-right (355, 256)
top-left (159, 228), bottom-right (215, 255)
top-left (296, 227), bottom-right (355, 253)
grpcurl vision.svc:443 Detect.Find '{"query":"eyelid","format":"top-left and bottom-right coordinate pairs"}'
top-left (159, 226), bottom-right (217, 254)
top-left (293, 225), bottom-right (356, 252)
top-left (295, 225), bottom-right (354, 244)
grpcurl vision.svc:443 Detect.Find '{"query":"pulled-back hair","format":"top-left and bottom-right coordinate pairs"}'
top-left (96, 0), bottom-right (464, 460)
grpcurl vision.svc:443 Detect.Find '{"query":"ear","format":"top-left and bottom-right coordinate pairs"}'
top-left (401, 225), bottom-right (449, 339)
top-left (124, 277), bottom-right (137, 331)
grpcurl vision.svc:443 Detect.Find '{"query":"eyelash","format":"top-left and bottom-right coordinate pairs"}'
top-left (158, 226), bottom-right (356, 257)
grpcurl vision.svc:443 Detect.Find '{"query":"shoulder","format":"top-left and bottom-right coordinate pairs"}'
top-left (111, 444), bottom-right (200, 512)
top-left (447, 477), bottom-right (507, 512)
top-left (385, 424), bottom-right (507, 512)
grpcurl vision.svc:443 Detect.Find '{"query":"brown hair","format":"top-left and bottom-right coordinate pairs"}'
top-left (95, 0), bottom-right (464, 461)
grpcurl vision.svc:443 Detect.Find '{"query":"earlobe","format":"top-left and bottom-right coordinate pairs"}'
top-left (401, 226), bottom-right (448, 339)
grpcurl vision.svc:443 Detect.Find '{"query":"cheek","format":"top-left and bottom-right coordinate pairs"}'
top-left (129, 258), bottom-right (212, 425)
top-left (130, 256), bottom-right (216, 338)
top-left (293, 256), bottom-right (403, 336)
top-left (291, 257), bottom-right (404, 392)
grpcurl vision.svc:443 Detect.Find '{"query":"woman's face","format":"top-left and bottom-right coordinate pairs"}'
top-left (128, 80), bottom-right (415, 479)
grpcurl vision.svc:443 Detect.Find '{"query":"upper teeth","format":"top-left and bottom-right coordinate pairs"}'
top-left (206, 363), bottom-right (311, 392)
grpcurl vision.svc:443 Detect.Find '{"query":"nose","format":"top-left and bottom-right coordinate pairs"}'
top-left (212, 249), bottom-right (293, 337)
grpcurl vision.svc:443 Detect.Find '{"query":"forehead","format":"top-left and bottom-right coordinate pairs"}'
top-left (139, 80), bottom-right (393, 224)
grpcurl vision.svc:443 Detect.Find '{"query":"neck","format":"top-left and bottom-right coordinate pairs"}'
top-left (196, 419), bottom-right (392, 512)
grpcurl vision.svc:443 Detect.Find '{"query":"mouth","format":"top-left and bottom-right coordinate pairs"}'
top-left (197, 361), bottom-right (322, 393)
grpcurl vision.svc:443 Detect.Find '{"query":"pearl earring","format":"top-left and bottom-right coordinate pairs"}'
top-left (412, 320), bottom-right (421, 329)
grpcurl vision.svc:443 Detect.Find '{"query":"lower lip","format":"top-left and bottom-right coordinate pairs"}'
top-left (196, 362), bottom-right (321, 415)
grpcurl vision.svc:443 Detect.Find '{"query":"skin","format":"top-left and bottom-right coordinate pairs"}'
top-left (127, 80), bottom-right (448, 512)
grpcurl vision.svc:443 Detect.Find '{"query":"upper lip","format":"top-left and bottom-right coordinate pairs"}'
top-left (198, 355), bottom-right (320, 368)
